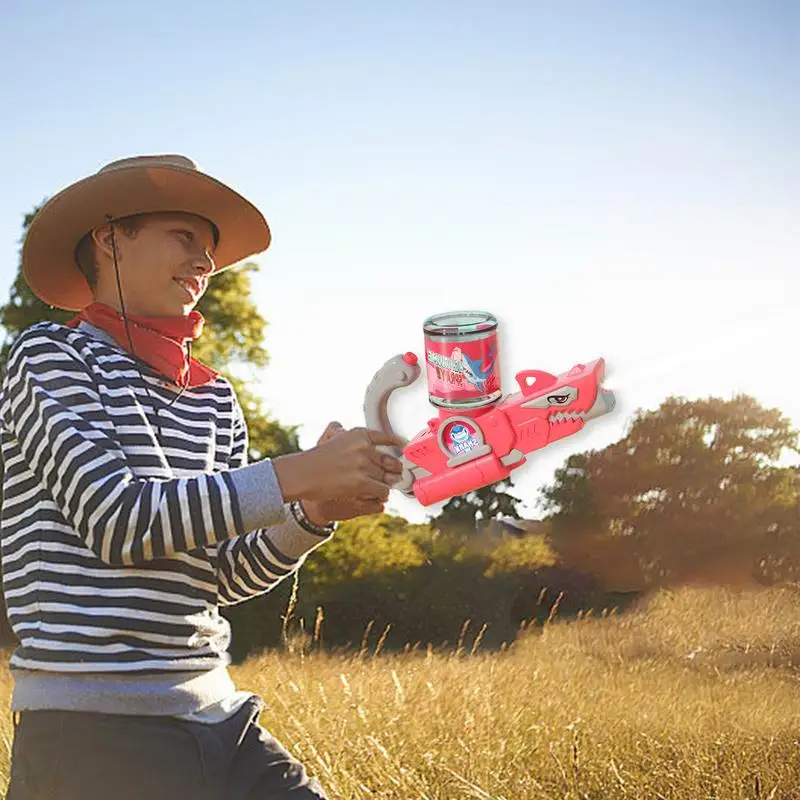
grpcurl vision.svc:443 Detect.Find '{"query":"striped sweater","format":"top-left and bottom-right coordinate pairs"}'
top-left (0, 320), bottom-right (331, 717)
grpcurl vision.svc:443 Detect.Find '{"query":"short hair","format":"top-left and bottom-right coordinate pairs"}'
top-left (74, 214), bottom-right (147, 292)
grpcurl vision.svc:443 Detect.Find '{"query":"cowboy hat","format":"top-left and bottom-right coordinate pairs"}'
top-left (22, 154), bottom-right (271, 311)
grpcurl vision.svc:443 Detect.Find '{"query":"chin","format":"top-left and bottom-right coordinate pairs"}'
top-left (150, 304), bottom-right (193, 318)
top-left (172, 298), bottom-right (197, 316)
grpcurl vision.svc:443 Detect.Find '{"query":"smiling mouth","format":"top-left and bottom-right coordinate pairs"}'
top-left (174, 278), bottom-right (202, 299)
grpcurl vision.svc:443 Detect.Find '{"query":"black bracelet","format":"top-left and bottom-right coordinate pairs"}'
top-left (289, 500), bottom-right (336, 536)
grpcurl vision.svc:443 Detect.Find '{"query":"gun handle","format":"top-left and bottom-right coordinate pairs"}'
top-left (363, 353), bottom-right (420, 459)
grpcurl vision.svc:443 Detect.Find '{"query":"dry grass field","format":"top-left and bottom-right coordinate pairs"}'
top-left (1, 586), bottom-right (800, 798)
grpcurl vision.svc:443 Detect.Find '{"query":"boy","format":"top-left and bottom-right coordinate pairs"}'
top-left (0, 154), bottom-right (404, 798)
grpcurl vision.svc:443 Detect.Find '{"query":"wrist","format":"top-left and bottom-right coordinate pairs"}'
top-left (272, 452), bottom-right (311, 502)
top-left (301, 500), bottom-right (332, 528)
top-left (289, 500), bottom-right (336, 536)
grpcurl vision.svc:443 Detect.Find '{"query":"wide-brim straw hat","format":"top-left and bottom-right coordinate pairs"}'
top-left (22, 154), bottom-right (271, 311)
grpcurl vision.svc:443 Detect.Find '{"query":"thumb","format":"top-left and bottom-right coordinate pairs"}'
top-left (367, 429), bottom-right (407, 449)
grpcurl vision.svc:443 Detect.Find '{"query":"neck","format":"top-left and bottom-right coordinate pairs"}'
top-left (77, 302), bottom-right (205, 339)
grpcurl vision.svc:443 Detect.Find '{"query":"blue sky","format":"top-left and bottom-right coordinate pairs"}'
top-left (0, 1), bottom-right (797, 522)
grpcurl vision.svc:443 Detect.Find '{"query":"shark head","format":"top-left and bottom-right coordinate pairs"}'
top-left (460, 343), bottom-right (495, 387)
top-left (518, 358), bottom-right (616, 430)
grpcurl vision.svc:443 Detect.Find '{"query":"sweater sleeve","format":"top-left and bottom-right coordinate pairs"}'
top-left (214, 391), bottom-right (332, 606)
top-left (0, 325), bottom-right (287, 567)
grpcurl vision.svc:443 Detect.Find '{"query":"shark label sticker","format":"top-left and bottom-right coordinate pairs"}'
top-left (442, 420), bottom-right (481, 456)
top-left (424, 332), bottom-right (500, 408)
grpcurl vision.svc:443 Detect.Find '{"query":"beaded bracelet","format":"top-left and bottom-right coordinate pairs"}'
top-left (289, 500), bottom-right (336, 536)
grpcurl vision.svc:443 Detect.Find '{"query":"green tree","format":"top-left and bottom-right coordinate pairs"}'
top-left (302, 514), bottom-right (428, 588)
top-left (292, 514), bottom-right (530, 653)
top-left (432, 478), bottom-right (522, 541)
top-left (753, 465), bottom-right (800, 584)
top-left (0, 205), bottom-right (300, 460)
top-left (540, 394), bottom-right (800, 590)
top-left (484, 533), bottom-right (557, 578)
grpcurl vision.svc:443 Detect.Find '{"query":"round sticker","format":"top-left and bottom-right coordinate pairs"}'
top-left (441, 419), bottom-right (482, 457)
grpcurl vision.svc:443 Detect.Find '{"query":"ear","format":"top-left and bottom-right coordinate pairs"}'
top-left (91, 224), bottom-right (118, 262)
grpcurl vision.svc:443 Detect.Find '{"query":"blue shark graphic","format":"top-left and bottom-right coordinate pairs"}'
top-left (459, 343), bottom-right (495, 392)
top-left (449, 424), bottom-right (479, 454)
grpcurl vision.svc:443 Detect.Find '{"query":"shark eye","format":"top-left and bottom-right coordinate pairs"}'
top-left (548, 394), bottom-right (570, 404)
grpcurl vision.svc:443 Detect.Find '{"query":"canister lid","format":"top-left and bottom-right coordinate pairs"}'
top-left (423, 310), bottom-right (497, 336)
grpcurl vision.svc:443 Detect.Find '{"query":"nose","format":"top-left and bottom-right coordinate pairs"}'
top-left (191, 249), bottom-right (215, 276)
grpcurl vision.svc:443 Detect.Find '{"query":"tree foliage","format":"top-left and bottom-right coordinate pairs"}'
top-left (224, 513), bottom-right (567, 659)
top-left (302, 514), bottom-right (428, 587)
top-left (432, 478), bottom-right (522, 540)
top-left (540, 394), bottom-right (800, 589)
top-left (291, 512), bottom-right (555, 652)
top-left (484, 533), bottom-right (557, 577)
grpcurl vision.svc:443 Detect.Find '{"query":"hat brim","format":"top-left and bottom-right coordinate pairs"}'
top-left (22, 162), bottom-right (271, 311)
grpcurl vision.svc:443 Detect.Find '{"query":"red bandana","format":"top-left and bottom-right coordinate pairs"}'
top-left (67, 302), bottom-right (219, 388)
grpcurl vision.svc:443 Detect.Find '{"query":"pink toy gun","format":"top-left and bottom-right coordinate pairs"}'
top-left (363, 311), bottom-right (616, 507)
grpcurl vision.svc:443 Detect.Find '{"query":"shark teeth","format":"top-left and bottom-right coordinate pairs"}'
top-left (549, 411), bottom-right (586, 424)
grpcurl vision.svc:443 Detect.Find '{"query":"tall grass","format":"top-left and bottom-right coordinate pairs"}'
top-left (2, 586), bottom-right (800, 798)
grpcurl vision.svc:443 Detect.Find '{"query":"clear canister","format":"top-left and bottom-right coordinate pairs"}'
top-left (422, 310), bottom-right (501, 410)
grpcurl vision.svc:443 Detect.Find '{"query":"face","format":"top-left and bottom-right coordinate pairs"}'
top-left (91, 212), bottom-right (217, 317)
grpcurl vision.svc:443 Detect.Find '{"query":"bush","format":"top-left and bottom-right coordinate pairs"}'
top-left (222, 513), bottom-right (628, 660)
top-left (225, 515), bottom-right (576, 661)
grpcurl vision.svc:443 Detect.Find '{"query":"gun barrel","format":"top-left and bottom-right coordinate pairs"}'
top-left (413, 451), bottom-right (511, 506)
top-left (583, 388), bottom-right (616, 420)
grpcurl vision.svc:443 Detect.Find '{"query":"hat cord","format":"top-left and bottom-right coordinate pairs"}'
top-left (107, 219), bottom-right (191, 443)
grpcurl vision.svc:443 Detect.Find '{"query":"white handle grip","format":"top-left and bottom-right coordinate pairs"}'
top-left (363, 353), bottom-right (421, 495)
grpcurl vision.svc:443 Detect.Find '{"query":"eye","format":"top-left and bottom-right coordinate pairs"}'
top-left (177, 230), bottom-right (195, 243)
top-left (548, 394), bottom-right (570, 405)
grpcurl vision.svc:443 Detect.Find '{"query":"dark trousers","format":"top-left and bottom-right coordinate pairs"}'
top-left (5, 696), bottom-right (328, 799)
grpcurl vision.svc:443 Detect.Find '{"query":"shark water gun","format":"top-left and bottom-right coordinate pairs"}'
top-left (363, 310), bottom-right (616, 507)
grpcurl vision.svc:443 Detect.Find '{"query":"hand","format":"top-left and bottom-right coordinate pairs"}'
top-left (302, 421), bottom-right (402, 524)
top-left (273, 423), bottom-right (405, 508)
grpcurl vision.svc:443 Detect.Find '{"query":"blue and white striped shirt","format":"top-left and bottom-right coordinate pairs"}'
top-left (0, 320), bottom-right (330, 717)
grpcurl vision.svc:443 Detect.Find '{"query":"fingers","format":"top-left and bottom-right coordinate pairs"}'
top-left (310, 427), bottom-right (405, 504)
top-left (322, 426), bottom-right (402, 450)
top-left (333, 426), bottom-right (405, 453)
top-left (319, 498), bottom-right (387, 522)
top-left (359, 476), bottom-right (394, 500)
top-left (363, 428), bottom-right (407, 449)
top-left (318, 421), bottom-right (345, 445)
top-left (359, 461), bottom-right (392, 493)
top-left (366, 448), bottom-right (404, 476)
top-left (359, 500), bottom-right (385, 516)
top-left (364, 461), bottom-right (396, 488)
top-left (350, 497), bottom-right (388, 517)
top-left (341, 427), bottom-right (405, 479)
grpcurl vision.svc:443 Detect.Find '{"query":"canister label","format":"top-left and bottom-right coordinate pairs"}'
top-left (424, 331), bottom-right (499, 408)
